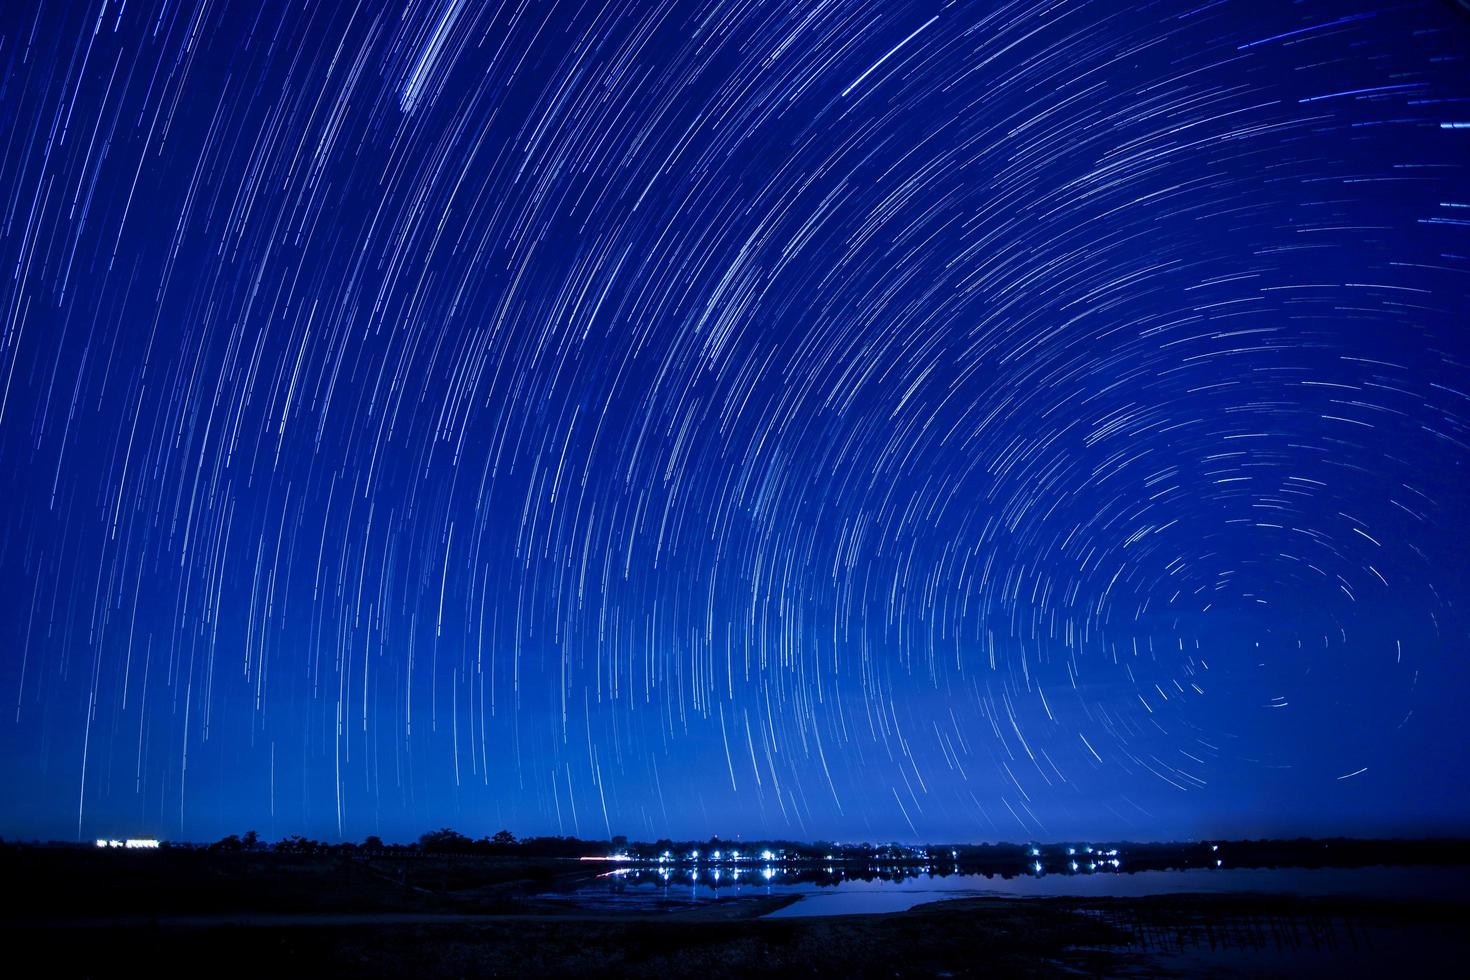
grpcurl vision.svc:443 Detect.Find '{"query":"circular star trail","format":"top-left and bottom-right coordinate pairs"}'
top-left (1, 0), bottom-right (1467, 843)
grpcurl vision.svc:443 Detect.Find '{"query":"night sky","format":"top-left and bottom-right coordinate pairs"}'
top-left (2, 0), bottom-right (1468, 846)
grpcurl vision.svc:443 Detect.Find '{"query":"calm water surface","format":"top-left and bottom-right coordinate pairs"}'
top-left (765, 864), bottom-right (1470, 917)
top-left (535, 864), bottom-right (1470, 917)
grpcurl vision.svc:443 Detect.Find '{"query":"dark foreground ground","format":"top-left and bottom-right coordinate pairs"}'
top-left (2, 849), bottom-right (1464, 977)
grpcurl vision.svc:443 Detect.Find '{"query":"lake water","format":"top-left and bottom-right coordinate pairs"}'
top-left (765, 863), bottom-right (1470, 917)
top-left (535, 863), bottom-right (1470, 917)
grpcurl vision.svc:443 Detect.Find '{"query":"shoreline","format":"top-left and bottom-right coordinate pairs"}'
top-left (4, 889), bottom-right (1464, 977)
top-left (4, 846), bottom-right (1465, 976)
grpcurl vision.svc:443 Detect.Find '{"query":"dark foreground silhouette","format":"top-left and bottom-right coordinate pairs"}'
top-left (2, 844), bottom-right (1465, 977)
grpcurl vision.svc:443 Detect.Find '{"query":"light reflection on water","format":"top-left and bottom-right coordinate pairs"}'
top-left (536, 863), bottom-right (1470, 918)
top-left (767, 864), bottom-right (1470, 917)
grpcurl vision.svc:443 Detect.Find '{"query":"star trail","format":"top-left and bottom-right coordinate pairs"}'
top-left (1, 0), bottom-right (1468, 845)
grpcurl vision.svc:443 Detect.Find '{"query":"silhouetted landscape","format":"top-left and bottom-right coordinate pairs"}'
top-left (3, 834), bottom-right (1466, 976)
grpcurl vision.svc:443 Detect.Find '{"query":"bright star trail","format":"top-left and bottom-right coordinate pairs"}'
top-left (1, 0), bottom-right (1467, 845)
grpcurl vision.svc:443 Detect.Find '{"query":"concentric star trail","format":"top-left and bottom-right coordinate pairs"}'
top-left (1, 0), bottom-right (1467, 844)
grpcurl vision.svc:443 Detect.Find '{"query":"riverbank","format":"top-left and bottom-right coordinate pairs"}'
top-left (5, 890), bottom-right (1464, 977)
top-left (4, 846), bottom-right (1464, 976)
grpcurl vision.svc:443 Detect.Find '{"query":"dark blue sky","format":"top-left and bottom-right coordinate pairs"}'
top-left (1, 0), bottom-right (1468, 845)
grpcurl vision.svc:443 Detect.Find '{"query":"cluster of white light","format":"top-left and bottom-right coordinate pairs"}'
top-left (594, 846), bottom-right (791, 865)
top-left (95, 838), bottom-right (159, 848)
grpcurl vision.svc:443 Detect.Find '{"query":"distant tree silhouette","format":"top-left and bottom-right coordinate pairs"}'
top-left (418, 827), bottom-right (471, 853)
